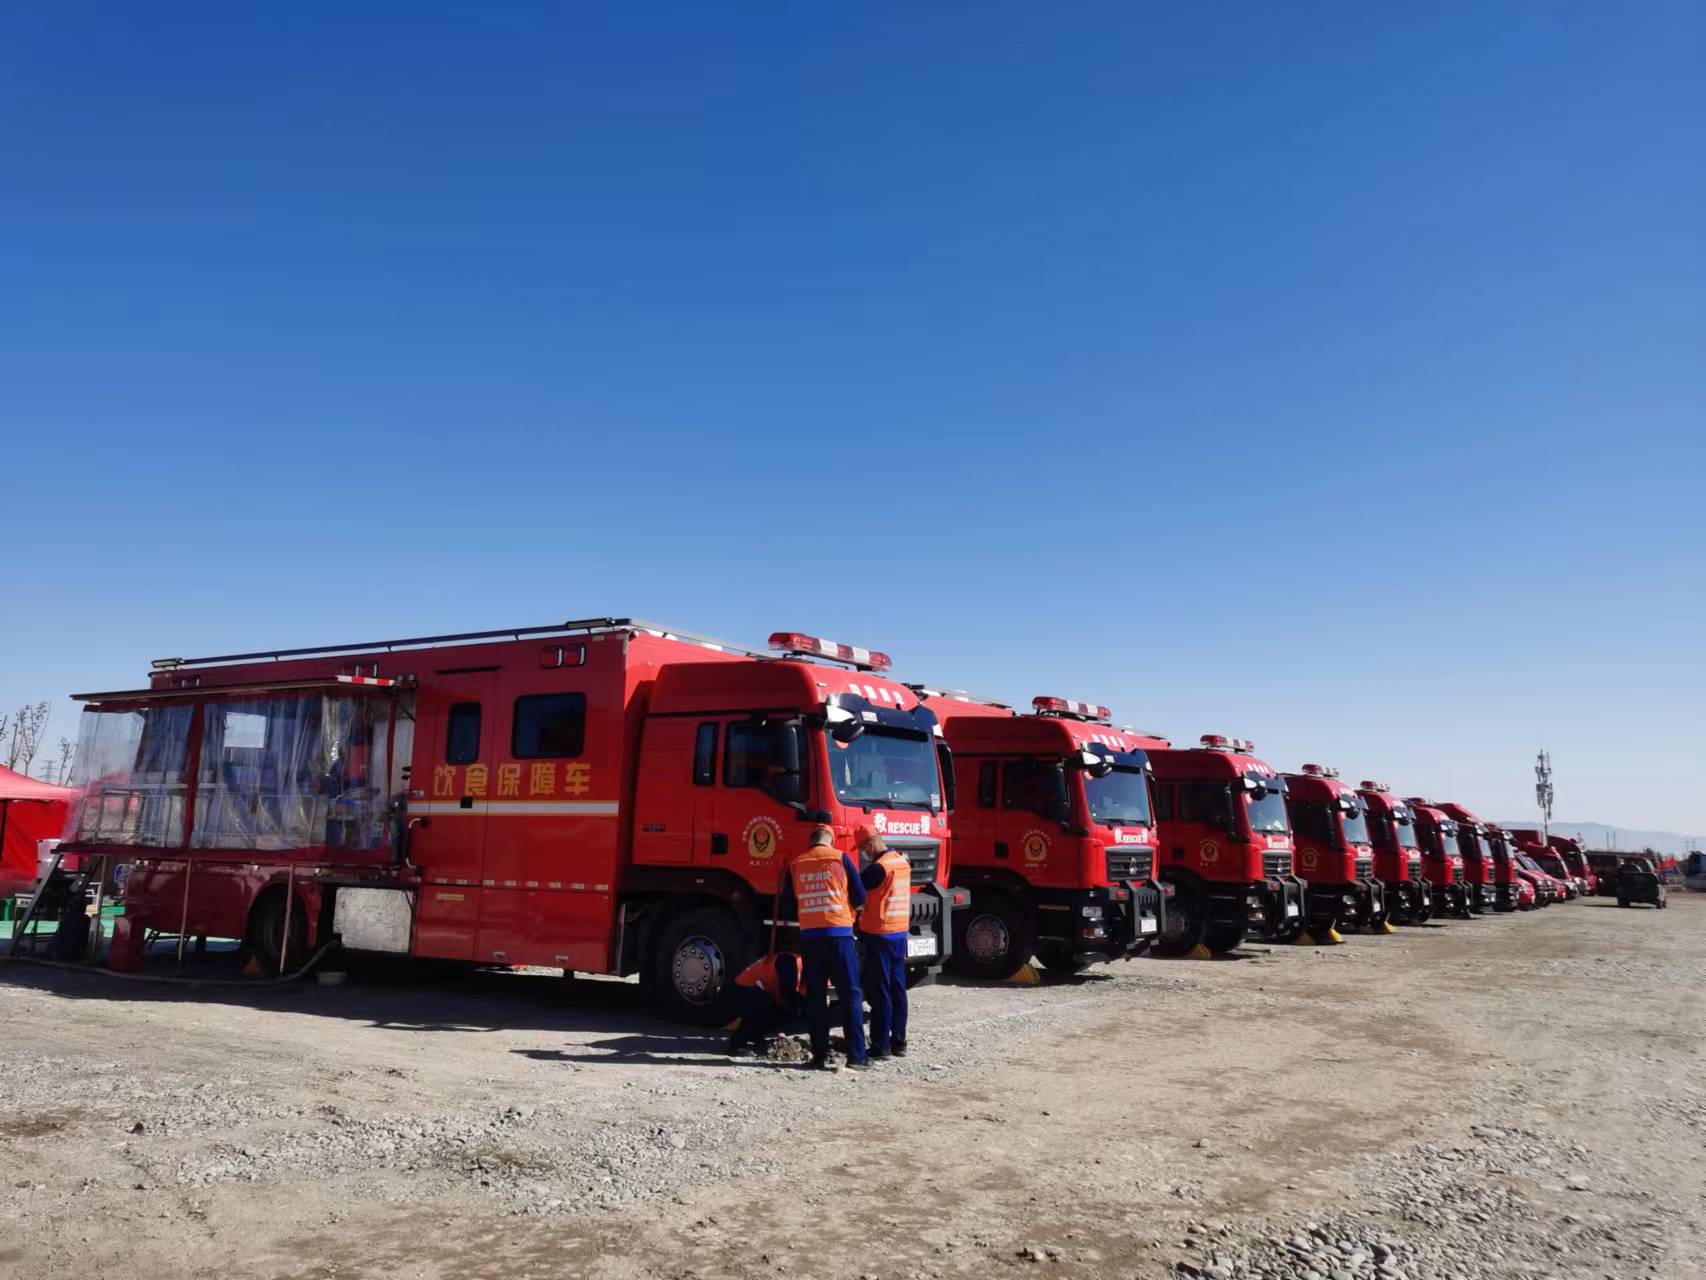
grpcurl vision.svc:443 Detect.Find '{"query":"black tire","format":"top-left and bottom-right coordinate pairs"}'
top-left (1204, 920), bottom-right (1244, 955)
top-left (248, 889), bottom-right (309, 976)
top-left (950, 889), bottom-right (1035, 980)
top-left (1617, 897), bottom-right (1630, 908)
top-left (648, 905), bottom-right (753, 1026)
top-left (1155, 883), bottom-right (1208, 956)
top-left (904, 967), bottom-right (936, 989)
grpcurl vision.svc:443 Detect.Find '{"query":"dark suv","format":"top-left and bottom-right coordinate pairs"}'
top-left (1614, 858), bottom-right (1667, 910)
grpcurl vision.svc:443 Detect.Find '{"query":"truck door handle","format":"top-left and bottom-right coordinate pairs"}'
top-left (994, 841), bottom-right (1008, 859)
top-left (710, 833), bottom-right (729, 856)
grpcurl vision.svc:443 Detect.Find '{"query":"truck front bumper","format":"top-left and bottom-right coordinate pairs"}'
top-left (906, 883), bottom-right (965, 970)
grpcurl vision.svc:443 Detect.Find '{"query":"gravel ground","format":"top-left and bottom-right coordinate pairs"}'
top-left (1, 895), bottom-right (1701, 1279)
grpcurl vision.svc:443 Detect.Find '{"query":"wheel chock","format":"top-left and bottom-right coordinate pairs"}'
top-left (1007, 962), bottom-right (1042, 985)
top-left (242, 953), bottom-right (266, 977)
top-left (722, 1017), bottom-right (742, 1031)
top-left (1294, 931), bottom-right (1318, 946)
top-left (1185, 944), bottom-right (1215, 961)
top-left (1379, 920), bottom-right (1398, 935)
top-left (1325, 927), bottom-right (1344, 944)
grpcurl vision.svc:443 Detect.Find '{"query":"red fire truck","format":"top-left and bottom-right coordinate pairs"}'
top-left (1405, 799), bottom-right (1472, 919)
top-left (916, 691), bottom-right (1168, 978)
top-left (59, 619), bottom-right (961, 1022)
top-left (1145, 735), bottom-right (1307, 955)
top-left (1281, 763), bottom-right (1389, 936)
top-left (1435, 802), bottom-right (1507, 913)
top-left (1508, 829), bottom-right (1594, 896)
top-left (1355, 781), bottom-right (1431, 925)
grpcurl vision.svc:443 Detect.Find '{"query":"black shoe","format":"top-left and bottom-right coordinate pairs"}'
top-left (867, 1049), bottom-right (890, 1061)
top-left (890, 1040), bottom-right (907, 1058)
top-left (845, 1058), bottom-right (873, 1071)
top-left (808, 1056), bottom-right (831, 1070)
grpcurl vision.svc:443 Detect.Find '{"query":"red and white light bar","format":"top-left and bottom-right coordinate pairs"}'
top-left (1359, 780), bottom-right (1389, 793)
top-left (1300, 762), bottom-right (1340, 778)
top-left (1033, 696), bottom-right (1111, 722)
top-left (768, 632), bottom-right (892, 672)
top-left (336, 674), bottom-right (395, 687)
top-left (1200, 734), bottom-right (1256, 753)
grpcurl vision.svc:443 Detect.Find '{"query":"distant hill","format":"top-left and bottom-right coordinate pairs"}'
top-left (1496, 820), bottom-right (1703, 856)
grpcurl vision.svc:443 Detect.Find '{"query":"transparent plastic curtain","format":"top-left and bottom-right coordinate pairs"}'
top-left (68, 705), bottom-right (195, 846)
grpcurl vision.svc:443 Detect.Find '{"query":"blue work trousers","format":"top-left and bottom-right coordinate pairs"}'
top-left (860, 932), bottom-right (908, 1053)
top-left (801, 935), bottom-right (865, 1063)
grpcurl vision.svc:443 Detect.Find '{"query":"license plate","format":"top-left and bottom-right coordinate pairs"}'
top-left (1139, 917), bottom-right (1158, 933)
top-left (906, 935), bottom-right (938, 959)
top-left (1285, 903), bottom-right (1300, 917)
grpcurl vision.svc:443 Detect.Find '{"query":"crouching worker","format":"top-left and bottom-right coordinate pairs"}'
top-left (728, 951), bottom-right (801, 1054)
top-left (780, 824), bottom-right (868, 1069)
top-left (856, 823), bottom-right (912, 1059)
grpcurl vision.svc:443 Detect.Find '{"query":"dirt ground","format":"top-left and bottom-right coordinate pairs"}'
top-left (2, 894), bottom-right (1702, 1280)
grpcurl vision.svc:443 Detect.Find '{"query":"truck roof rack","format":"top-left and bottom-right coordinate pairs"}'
top-left (905, 684), bottom-right (1013, 710)
top-left (151, 617), bottom-right (763, 670)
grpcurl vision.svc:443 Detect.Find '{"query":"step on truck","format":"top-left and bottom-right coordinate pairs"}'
top-left (1281, 763), bottom-right (1390, 936)
top-left (1355, 781), bottom-right (1432, 925)
top-left (917, 690), bottom-right (1168, 978)
top-left (1406, 799), bottom-right (1473, 919)
top-left (1436, 803), bottom-right (1516, 912)
top-left (1144, 735), bottom-right (1307, 955)
top-left (59, 619), bottom-right (961, 1024)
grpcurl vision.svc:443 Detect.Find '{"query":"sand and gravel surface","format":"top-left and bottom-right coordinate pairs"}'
top-left (2, 894), bottom-right (1702, 1280)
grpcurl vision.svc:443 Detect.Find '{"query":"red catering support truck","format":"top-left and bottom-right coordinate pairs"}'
top-left (1281, 763), bottom-right (1390, 936)
top-left (59, 619), bottom-right (961, 1023)
top-left (1355, 781), bottom-right (1431, 925)
top-left (917, 691), bottom-right (1168, 978)
top-left (1406, 799), bottom-right (1472, 919)
top-left (1435, 802), bottom-right (1509, 913)
top-left (1145, 735), bottom-right (1307, 955)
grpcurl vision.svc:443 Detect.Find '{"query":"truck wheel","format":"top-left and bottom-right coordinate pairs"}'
top-left (1035, 946), bottom-right (1091, 975)
top-left (1154, 886), bottom-right (1206, 957)
top-left (247, 889), bottom-right (309, 977)
top-left (1617, 897), bottom-right (1630, 908)
top-left (951, 891), bottom-right (1034, 980)
top-left (1204, 920), bottom-right (1244, 955)
top-left (650, 906), bottom-right (751, 1026)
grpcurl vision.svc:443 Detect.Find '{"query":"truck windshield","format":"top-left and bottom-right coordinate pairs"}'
top-left (1085, 767), bottom-right (1152, 825)
top-left (1339, 804), bottom-right (1370, 846)
top-left (823, 728), bottom-right (940, 812)
top-left (1244, 786), bottom-right (1289, 835)
top-left (1394, 816), bottom-right (1419, 849)
top-left (1460, 832), bottom-right (1488, 860)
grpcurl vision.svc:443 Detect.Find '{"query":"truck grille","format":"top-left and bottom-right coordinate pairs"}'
top-left (1104, 846), bottom-right (1154, 881)
top-left (1262, 851), bottom-right (1293, 879)
top-left (1354, 856), bottom-right (1373, 879)
top-left (888, 841), bottom-right (938, 887)
top-left (1406, 855), bottom-right (1422, 880)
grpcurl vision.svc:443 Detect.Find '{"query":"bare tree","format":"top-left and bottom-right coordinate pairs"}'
top-left (5, 701), bottom-right (51, 774)
top-left (52, 736), bottom-right (75, 786)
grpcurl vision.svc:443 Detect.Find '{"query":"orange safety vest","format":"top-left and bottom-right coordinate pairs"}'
top-left (858, 850), bottom-right (912, 936)
top-left (734, 953), bottom-right (798, 1006)
top-left (790, 846), bottom-right (855, 932)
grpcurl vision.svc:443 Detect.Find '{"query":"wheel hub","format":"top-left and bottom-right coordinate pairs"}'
top-left (1159, 895), bottom-right (1194, 943)
top-left (671, 935), bottom-right (724, 1005)
top-left (964, 913), bottom-right (1010, 964)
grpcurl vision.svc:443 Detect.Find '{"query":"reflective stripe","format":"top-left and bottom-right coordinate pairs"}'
top-left (791, 850), bottom-right (855, 931)
top-left (410, 801), bottom-right (619, 816)
top-left (859, 851), bottom-right (911, 934)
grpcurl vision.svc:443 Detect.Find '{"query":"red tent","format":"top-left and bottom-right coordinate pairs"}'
top-left (0, 765), bottom-right (76, 898)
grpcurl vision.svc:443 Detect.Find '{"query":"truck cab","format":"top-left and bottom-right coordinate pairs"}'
top-left (1282, 764), bottom-right (1388, 936)
top-left (1356, 781), bottom-right (1431, 925)
top-left (1405, 799), bottom-right (1472, 919)
top-left (1147, 735), bottom-right (1306, 955)
top-left (923, 692), bottom-right (1168, 978)
top-left (1434, 802), bottom-right (1499, 913)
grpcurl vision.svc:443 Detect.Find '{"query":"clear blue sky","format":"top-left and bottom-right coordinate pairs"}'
top-left (2, 3), bottom-right (1701, 832)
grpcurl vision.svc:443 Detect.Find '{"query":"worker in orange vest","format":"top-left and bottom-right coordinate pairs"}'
top-left (855, 823), bottom-right (912, 1059)
top-left (778, 824), bottom-right (868, 1069)
top-left (728, 951), bottom-right (801, 1055)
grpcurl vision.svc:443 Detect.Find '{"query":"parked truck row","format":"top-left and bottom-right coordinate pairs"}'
top-left (38, 617), bottom-right (1629, 1021)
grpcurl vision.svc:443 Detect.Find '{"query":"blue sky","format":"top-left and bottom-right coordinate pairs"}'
top-left (2, 3), bottom-right (1701, 831)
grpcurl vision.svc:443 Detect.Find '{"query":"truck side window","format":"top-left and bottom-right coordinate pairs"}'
top-left (1295, 803), bottom-right (1333, 844)
top-left (512, 693), bottom-right (587, 758)
top-left (692, 722), bottom-right (718, 786)
top-left (936, 742), bottom-right (957, 813)
top-left (445, 703), bottom-right (481, 765)
top-left (1001, 760), bottom-right (1065, 819)
top-left (724, 722), bottom-right (804, 800)
top-left (1178, 783), bottom-right (1232, 828)
top-left (724, 723), bottom-right (769, 788)
top-left (1154, 783), bottom-right (1173, 821)
top-left (976, 762), bottom-right (997, 809)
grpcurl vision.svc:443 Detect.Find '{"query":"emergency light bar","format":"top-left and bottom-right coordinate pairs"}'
top-left (335, 674), bottom-right (396, 687)
top-left (1359, 780), bottom-right (1389, 793)
top-left (1200, 734), bottom-right (1256, 753)
top-left (768, 632), bottom-right (892, 672)
top-left (1032, 696), bottom-right (1111, 722)
top-left (1299, 762), bottom-right (1340, 778)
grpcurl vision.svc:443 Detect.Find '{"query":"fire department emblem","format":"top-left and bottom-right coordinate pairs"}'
top-left (1199, 839), bottom-right (1220, 864)
top-left (1301, 848), bottom-right (1319, 871)
top-left (742, 816), bottom-right (782, 860)
top-left (1021, 830), bottom-right (1050, 864)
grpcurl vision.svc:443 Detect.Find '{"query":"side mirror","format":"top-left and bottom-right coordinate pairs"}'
top-left (831, 719), bottom-right (865, 745)
top-left (1078, 749), bottom-right (1114, 779)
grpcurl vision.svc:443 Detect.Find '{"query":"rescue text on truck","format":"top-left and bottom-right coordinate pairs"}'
top-left (919, 690), bottom-right (1168, 978)
top-left (1355, 781), bottom-right (1432, 926)
top-left (1281, 764), bottom-right (1391, 938)
top-left (1143, 735), bottom-right (1307, 956)
top-left (57, 618), bottom-right (962, 1024)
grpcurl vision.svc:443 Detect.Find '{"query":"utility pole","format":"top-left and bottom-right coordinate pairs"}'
top-left (1535, 749), bottom-right (1554, 841)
